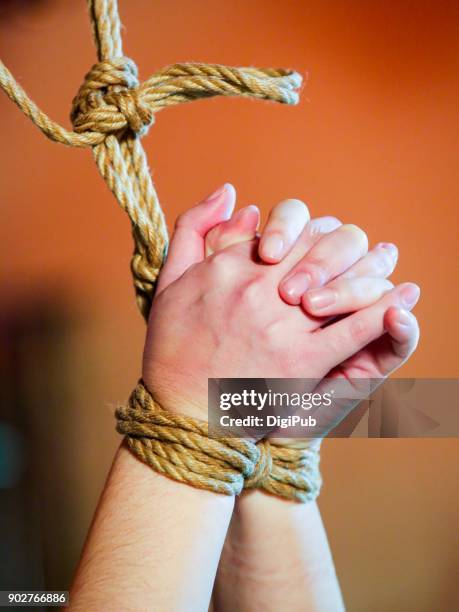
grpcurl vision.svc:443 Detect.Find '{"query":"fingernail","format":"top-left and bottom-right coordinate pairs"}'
top-left (261, 235), bottom-right (284, 261)
top-left (203, 184), bottom-right (227, 204)
top-left (238, 205), bottom-right (260, 229)
top-left (238, 205), bottom-right (260, 219)
top-left (306, 287), bottom-right (336, 311)
top-left (281, 272), bottom-right (311, 303)
top-left (401, 284), bottom-right (420, 308)
top-left (395, 308), bottom-right (412, 328)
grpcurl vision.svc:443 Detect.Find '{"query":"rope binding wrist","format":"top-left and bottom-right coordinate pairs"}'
top-left (116, 381), bottom-right (322, 503)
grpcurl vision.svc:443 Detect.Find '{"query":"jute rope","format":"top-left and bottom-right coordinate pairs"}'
top-left (0, 0), bottom-right (321, 501)
top-left (0, 0), bottom-right (302, 320)
top-left (116, 381), bottom-right (321, 502)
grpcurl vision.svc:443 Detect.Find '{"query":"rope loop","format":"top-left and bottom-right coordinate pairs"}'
top-left (71, 56), bottom-right (154, 137)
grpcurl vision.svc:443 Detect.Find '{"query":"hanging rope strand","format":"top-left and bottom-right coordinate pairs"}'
top-left (89, 0), bottom-right (123, 61)
top-left (83, 0), bottom-right (162, 317)
top-left (0, 1), bottom-right (302, 318)
top-left (0, 1), bottom-right (322, 502)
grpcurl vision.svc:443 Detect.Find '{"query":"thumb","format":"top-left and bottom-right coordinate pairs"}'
top-left (155, 183), bottom-right (236, 295)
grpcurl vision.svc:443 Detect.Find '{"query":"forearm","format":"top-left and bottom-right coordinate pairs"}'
top-left (69, 442), bottom-right (234, 612)
top-left (213, 491), bottom-right (344, 612)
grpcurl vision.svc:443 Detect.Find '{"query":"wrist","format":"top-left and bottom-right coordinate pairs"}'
top-left (142, 366), bottom-right (209, 421)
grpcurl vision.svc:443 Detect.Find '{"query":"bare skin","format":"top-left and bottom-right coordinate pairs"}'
top-left (202, 187), bottom-right (419, 612)
top-left (69, 184), bottom-right (420, 611)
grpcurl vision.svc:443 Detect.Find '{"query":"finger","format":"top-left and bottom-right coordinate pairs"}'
top-left (205, 205), bottom-right (260, 256)
top-left (317, 282), bottom-right (421, 372)
top-left (304, 216), bottom-right (342, 238)
top-left (258, 198), bottom-right (310, 263)
top-left (303, 277), bottom-right (394, 317)
top-left (205, 209), bottom-right (336, 262)
top-left (380, 306), bottom-right (420, 370)
top-left (341, 242), bottom-right (398, 279)
top-left (322, 309), bottom-right (420, 384)
top-left (269, 215), bottom-right (342, 275)
top-left (155, 183), bottom-right (236, 294)
top-left (280, 224), bottom-right (369, 305)
top-left (304, 308), bottom-right (419, 435)
top-left (286, 215), bottom-right (343, 259)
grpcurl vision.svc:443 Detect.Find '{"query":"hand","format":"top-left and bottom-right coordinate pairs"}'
top-left (206, 197), bottom-right (400, 319)
top-left (204, 190), bottom-right (420, 439)
top-left (206, 193), bottom-right (420, 377)
top-left (142, 185), bottom-right (420, 424)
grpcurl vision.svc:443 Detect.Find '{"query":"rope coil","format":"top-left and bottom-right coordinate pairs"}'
top-left (116, 381), bottom-right (322, 502)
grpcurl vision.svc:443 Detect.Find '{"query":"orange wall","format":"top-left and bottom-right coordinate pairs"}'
top-left (1, 1), bottom-right (458, 609)
top-left (1, 0), bottom-right (458, 378)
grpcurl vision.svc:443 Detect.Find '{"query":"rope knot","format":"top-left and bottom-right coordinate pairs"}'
top-left (71, 57), bottom-right (153, 137)
top-left (116, 381), bottom-right (321, 501)
top-left (244, 439), bottom-right (273, 489)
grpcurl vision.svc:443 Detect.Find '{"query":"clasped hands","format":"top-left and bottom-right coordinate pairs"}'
top-left (142, 183), bottom-right (420, 441)
top-left (70, 184), bottom-right (421, 611)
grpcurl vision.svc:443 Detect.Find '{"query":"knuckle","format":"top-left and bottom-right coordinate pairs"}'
top-left (322, 216), bottom-right (342, 231)
top-left (204, 225), bottom-right (219, 244)
top-left (208, 249), bottom-right (228, 267)
top-left (206, 249), bottom-right (252, 286)
top-left (327, 319), bottom-right (371, 356)
top-left (348, 316), bottom-right (372, 345)
top-left (342, 224), bottom-right (369, 251)
top-left (300, 258), bottom-right (328, 285)
top-left (261, 318), bottom-right (287, 350)
top-left (174, 210), bottom-right (190, 228)
top-left (325, 330), bottom-right (350, 358)
top-left (240, 276), bottom-right (264, 308)
top-left (308, 216), bottom-right (342, 237)
top-left (206, 250), bottom-right (235, 283)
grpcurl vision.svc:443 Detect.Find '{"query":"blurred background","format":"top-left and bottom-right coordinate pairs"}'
top-left (0, 0), bottom-right (458, 610)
